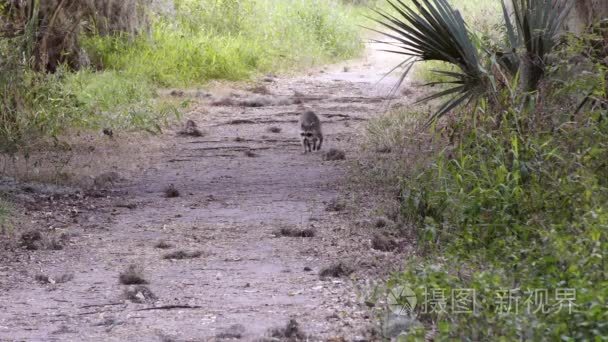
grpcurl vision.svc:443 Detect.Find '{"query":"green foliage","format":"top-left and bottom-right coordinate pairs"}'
top-left (408, 0), bottom-right (502, 84)
top-left (0, 43), bottom-right (174, 153)
top-left (84, 0), bottom-right (364, 87)
top-left (0, 0), bottom-right (364, 151)
top-left (382, 41), bottom-right (608, 339)
top-left (500, 0), bottom-right (572, 91)
top-left (370, 0), bottom-right (487, 122)
top-left (0, 40), bottom-right (83, 153)
top-left (373, 0), bottom-right (572, 124)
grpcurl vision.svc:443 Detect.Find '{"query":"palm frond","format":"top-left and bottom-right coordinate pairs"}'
top-left (500, 0), bottom-right (572, 90)
top-left (371, 0), bottom-right (487, 124)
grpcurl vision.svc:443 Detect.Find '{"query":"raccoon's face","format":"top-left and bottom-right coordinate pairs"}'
top-left (300, 132), bottom-right (313, 138)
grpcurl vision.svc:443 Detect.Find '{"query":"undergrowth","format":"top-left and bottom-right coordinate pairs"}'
top-left (364, 29), bottom-right (608, 340)
top-left (84, 0), bottom-right (364, 87)
top-left (0, 0), bottom-right (364, 153)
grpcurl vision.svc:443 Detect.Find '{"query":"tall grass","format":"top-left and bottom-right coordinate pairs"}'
top-left (0, 0), bottom-right (365, 153)
top-left (84, 0), bottom-right (364, 87)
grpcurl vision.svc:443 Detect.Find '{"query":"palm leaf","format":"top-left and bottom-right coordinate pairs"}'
top-left (371, 0), bottom-right (487, 124)
top-left (499, 0), bottom-right (572, 90)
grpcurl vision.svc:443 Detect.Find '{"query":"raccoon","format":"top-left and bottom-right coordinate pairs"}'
top-left (299, 110), bottom-right (323, 153)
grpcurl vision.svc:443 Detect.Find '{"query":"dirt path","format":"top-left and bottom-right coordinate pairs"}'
top-left (0, 44), bottom-right (412, 341)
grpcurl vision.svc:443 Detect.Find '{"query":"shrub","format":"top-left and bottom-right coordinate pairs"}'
top-left (84, 0), bottom-right (364, 87)
top-left (372, 36), bottom-right (608, 339)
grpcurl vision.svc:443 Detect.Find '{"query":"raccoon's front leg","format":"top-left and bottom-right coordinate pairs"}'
top-left (316, 135), bottom-right (323, 151)
top-left (302, 137), bottom-right (311, 153)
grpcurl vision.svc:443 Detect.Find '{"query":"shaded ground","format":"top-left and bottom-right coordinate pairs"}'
top-left (0, 44), bottom-right (415, 341)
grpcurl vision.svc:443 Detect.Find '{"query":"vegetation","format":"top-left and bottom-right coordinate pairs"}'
top-left (84, 0), bottom-right (362, 87)
top-left (365, 0), bottom-right (608, 339)
top-left (0, 0), bottom-right (364, 153)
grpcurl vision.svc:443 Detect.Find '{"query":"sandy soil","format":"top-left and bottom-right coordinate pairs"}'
top-left (0, 43), bottom-right (415, 341)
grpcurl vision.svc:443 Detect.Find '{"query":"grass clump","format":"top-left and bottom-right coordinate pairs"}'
top-left (119, 264), bottom-right (148, 285)
top-left (163, 184), bottom-right (180, 198)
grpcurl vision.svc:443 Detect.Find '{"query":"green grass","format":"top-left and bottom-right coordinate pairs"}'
top-left (84, 0), bottom-right (364, 87)
top-left (362, 24), bottom-right (608, 340)
top-left (0, 0), bottom-right (365, 150)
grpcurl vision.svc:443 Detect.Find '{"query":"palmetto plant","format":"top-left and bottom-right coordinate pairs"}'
top-left (372, 0), bottom-right (572, 124)
top-left (370, 0), bottom-right (488, 123)
top-left (501, 0), bottom-right (572, 91)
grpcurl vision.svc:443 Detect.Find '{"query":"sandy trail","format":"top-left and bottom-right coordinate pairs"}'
top-left (0, 43), bottom-right (411, 341)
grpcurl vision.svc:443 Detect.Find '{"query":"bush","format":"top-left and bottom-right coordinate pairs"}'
top-left (83, 0), bottom-right (364, 87)
top-left (0, 0), bottom-right (364, 151)
top-left (370, 35), bottom-right (608, 339)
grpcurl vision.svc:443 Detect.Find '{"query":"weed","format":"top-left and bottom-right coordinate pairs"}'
top-left (119, 264), bottom-right (148, 285)
top-left (84, 0), bottom-right (363, 88)
top-left (364, 30), bottom-right (608, 338)
top-left (164, 184), bottom-right (180, 198)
